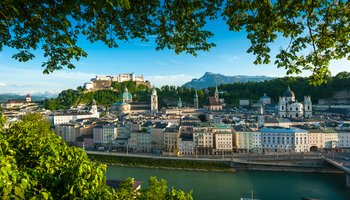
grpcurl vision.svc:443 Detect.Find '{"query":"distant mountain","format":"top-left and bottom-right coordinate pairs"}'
top-left (182, 72), bottom-right (275, 89)
top-left (0, 92), bottom-right (58, 103)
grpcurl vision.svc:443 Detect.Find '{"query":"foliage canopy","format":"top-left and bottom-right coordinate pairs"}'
top-left (1, 0), bottom-right (349, 84)
top-left (0, 113), bottom-right (192, 199)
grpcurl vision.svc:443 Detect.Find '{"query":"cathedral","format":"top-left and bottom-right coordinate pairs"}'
top-left (278, 86), bottom-right (312, 118)
top-left (111, 87), bottom-right (158, 116)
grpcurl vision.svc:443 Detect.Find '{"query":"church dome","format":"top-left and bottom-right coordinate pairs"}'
top-left (283, 86), bottom-right (295, 98)
top-left (120, 87), bottom-right (132, 102)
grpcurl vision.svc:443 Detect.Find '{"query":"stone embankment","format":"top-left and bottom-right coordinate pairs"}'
top-left (87, 151), bottom-right (342, 173)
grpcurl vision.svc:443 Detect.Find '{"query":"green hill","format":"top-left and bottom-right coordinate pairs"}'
top-left (44, 72), bottom-right (350, 110)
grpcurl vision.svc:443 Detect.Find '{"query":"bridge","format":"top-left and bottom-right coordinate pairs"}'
top-left (323, 156), bottom-right (350, 188)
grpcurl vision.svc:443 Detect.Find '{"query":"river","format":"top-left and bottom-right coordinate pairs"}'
top-left (107, 166), bottom-right (350, 200)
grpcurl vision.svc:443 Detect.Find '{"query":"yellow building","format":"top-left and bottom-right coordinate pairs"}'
top-left (163, 126), bottom-right (180, 154)
top-left (233, 126), bottom-right (261, 153)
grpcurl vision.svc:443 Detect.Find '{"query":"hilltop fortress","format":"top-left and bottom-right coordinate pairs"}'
top-left (84, 73), bottom-right (149, 90)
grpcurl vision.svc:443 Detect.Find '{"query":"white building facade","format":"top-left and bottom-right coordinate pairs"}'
top-left (51, 101), bottom-right (99, 125)
top-left (338, 130), bottom-right (350, 148)
top-left (278, 86), bottom-right (312, 118)
top-left (261, 127), bottom-right (309, 153)
top-left (179, 137), bottom-right (194, 155)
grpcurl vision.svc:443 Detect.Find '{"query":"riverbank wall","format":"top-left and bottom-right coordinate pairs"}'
top-left (87, 152), bottom-right (343, 174)
top-left (230, 158), bottom-right (342, 173)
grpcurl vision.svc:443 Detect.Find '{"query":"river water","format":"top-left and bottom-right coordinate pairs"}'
top-left (107, 166), bottom-right (350, 200)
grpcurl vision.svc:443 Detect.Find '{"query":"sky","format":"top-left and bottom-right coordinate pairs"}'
top-left (0, 18), bottom-right (349, 95)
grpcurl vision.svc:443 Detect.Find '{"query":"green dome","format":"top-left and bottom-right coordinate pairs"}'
top-left (120, 87), bottom-right (132, 102)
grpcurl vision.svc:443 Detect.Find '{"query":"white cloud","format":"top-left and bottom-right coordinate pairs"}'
top-left (146, 74), bottom-right (197, 87)
top-left (221, 54), bottom-right (239, 63)
top-left (50, 71), bottom-right (95, 81)
top-left (329, 58), bottom-right (350, 76)
top-left (0, 82), bottom-right (6, 87)
top-left (0, 65), bottom-right (95, 93)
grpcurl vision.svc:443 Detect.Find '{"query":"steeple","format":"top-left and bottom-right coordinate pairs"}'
top-left (90, 99), bottom-right (98, 117)
top-left (178, 97), bottom-right (182, 108)
top-left (25, 93), bottom-right (31, 103)
top-left (194, 90), bottom-right (199, 109)
top-left (151, 86), bottom-right (157, 96)
top-left (151, 86), bottom-right (158, 114)
top-left (214, 85), bottom-right (219, 101)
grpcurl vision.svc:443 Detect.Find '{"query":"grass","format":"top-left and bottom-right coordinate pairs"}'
top-left (88, 154), bottom-right (235, 172)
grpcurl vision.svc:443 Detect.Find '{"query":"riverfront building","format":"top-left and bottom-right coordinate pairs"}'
top-left (179, 135), bottom-right (194, 155)
top-left (92, 125), bottom-right (118, 147)
top-left (233, 125), bottom-right (261, 153)
top-left (163, 126), bottom-right (180, 154)
top-left (338, 129), bottom-right (350, 148)
top-left (192, 123), bottom-right (233, 155)
top-left (214, 131), bottom-right (233, 155)
top-left (261, 127), bottom-right (309, 153)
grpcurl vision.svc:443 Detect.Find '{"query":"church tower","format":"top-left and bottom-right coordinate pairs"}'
top-left (178, 97), bottom-right (182, 108)
top-left (303, 96), bottom-right (312, 118)
top-left (214, 85), bottom-right (219, 101)
top-left (26, 94), bottom-right (31, 103)
top-left (90, 99), bottom-right (99, 118)
top-left (194, 90), bottom-right (199, 109)
top-left (151, 87), bottom-right (158, 113)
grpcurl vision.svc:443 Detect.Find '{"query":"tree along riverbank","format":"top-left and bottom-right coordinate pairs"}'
top-left (88, 154), bottom-right (235, 172)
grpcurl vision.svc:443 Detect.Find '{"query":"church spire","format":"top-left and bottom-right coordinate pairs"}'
top-left (194, 90), bottom-right (199, 109)
top-left (151, 86), bottom-right (158, 114)
top-left (214, 85), bottom-right (219, 101)
top-left (178, 97), bottom-right (182, 108)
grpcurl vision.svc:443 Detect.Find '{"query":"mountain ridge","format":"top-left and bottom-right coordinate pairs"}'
top-left (182, 72), bottom-right (275, 89)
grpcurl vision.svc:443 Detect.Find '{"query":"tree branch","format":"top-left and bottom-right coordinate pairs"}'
top-left (307, 0), bottom-right (318, 64)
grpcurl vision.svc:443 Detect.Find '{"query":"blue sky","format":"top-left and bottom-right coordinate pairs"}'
top-left (0, 18), bottom-right (349, 95)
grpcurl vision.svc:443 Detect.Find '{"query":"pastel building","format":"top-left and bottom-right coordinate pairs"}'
top-left (163, 126), bottom-right (180, 153)
top-left (261, 127), bottom-right (309, 153)
top-left (179, 135), bottom-right (194, 155)
top-left (338, 129), bottom-right (350, 148)
top-left (214, 132), bottom-right (233, 155)
top-left (233, 126), bottom-right (261, 152)
top-left (92, 125), bottom-right (118, 146)
top-left (193, 127), bottom-right (214, 155)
